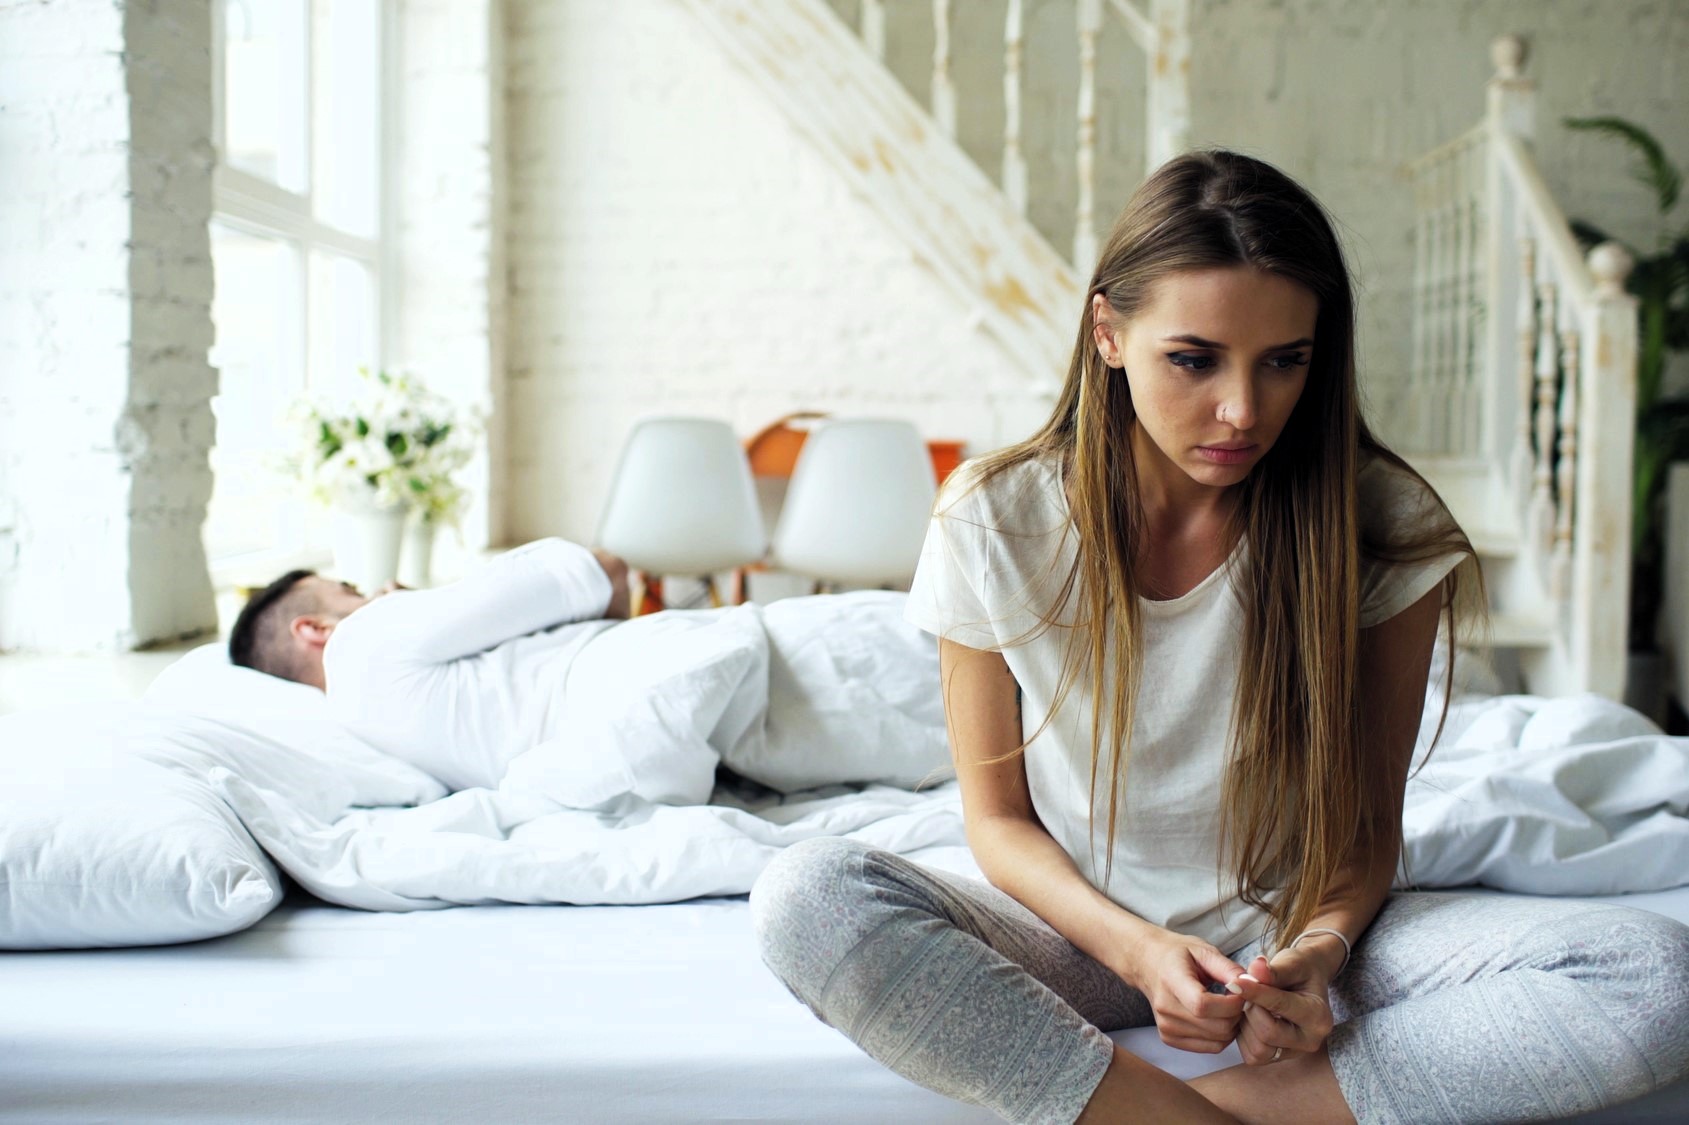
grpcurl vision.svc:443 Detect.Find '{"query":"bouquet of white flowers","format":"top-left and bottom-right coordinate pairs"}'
top-left (288, 368), bottom-right (481, 524)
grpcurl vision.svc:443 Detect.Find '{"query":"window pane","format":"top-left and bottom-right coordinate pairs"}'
top-left (307, 251), bottom-right (377, 396)
top-left (205, 223), bottom-right (307, 562)
top-left (222, 0), bottom-right (308, 192)
top-left (314, 0), bottom-right (381, 237)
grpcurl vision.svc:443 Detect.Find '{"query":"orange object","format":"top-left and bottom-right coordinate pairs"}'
top-left (744, 412), bottom-right (828, 477)
top-left (744, 411), bottom-right (964, 485)
top-left (926, 440), bottom-right (964, 486)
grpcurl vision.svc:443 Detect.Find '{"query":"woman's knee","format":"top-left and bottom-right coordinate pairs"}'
top-left (750, 837), bottom-right (882, 1006)
top-left (1524, 905), bottom-right (1689, 1085)
top-left (1520, 903), bottom-right (1689, 980)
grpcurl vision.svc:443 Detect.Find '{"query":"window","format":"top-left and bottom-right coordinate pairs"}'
top-left (206, 0), bottom-right (388, 578)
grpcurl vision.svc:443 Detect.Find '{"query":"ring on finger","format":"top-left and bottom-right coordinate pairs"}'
top-left (1272, 1047), bottom-right (1284, 1063)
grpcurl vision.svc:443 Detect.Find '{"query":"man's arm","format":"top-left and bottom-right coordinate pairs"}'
top-left (351, 538), bottom-right (625, 666)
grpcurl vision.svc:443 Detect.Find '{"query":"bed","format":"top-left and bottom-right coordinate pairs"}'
top-left (4, 598), bottom-right (1689, 1122)
top-left (4, 879), bottom-right (1687, 1122)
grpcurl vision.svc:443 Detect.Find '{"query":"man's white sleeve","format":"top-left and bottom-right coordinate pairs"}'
top-left (372, 538), bottom-right (613, 664)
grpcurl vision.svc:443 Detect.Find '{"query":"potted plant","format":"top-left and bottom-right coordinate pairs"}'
top-left (288, 368), bottom-right (480, 591)
top-left (1563, 117), bottom-right (1689, 717)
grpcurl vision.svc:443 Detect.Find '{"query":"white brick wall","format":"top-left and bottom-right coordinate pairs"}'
top-left (0, 0), bottom-right (217, 652)
top-left (501, 0), bottom-right (1051, 546)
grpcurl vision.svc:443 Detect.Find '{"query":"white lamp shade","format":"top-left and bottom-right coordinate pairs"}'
top-left (771, 418), bottom-right (937, 585)
top-left (596, 417), bottom-right (767, 575)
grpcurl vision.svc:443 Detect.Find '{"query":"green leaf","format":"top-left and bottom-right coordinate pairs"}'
top-left (1643, 398), bottom-right (1689, 450)
top-left (1564, 115), bottom-right (1682, 215)
top-left (1568, 219), bottom-right (1615, 251)
top-left (1666, 303), bottom-right (1689, 351)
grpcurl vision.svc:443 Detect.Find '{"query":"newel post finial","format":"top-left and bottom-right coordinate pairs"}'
top-left (1490, 35), bottom-right (1526, 80)
top-left (1487, 33), bottom-right (1535, 140)
top-left (1589, 242), bottom-right (1635, 298)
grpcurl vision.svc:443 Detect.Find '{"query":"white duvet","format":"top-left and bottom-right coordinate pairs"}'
top-left (191, 598), bottom-right (1689, 911)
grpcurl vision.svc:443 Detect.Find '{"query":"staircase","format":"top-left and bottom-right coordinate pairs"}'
top-left (683, 3), bottom-right (1637, 699)
top-left (1401, 37), bottom-right (1637, 698)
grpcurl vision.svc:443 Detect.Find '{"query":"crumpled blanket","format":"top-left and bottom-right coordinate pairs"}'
top-left (1400, 692), bottom-right (1689, 894)
top-left (210, 597), bottom-right (1689, 910)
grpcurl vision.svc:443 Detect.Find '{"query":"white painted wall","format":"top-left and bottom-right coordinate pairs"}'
top-left (0, 0), bottom-right (217, 652)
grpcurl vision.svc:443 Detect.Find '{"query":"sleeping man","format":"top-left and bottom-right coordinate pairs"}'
top-left (229, 538), bottom-right (947, 799)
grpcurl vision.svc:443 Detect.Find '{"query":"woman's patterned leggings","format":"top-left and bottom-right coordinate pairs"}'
top-left (751, 837), bottom-right (1689, 1124)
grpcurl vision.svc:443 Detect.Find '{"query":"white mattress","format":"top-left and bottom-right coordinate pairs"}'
top-left (3, 884), bottom-right (1687, 1123)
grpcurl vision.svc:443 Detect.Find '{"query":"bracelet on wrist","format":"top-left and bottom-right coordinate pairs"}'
top-left (1290, 927), bottom-right (1352, 974)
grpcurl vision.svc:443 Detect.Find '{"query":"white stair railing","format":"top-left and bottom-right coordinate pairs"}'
top-left (682, 0), bottom-right (1082, 388)
top-left (1405, 36), bottom-right (1639, 699)
top-left (853, 0), bottom-right (1189, 270)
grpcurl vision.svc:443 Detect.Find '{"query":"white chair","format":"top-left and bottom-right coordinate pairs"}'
top-left (596, 417), bottom-right (767, 609)
top-left (770, 418), bottom-right (937, 591)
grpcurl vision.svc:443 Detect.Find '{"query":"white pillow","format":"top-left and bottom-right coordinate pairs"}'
top-left (0, 704), bottom-right (283, 949)
top-left (147, 640), bottom-right (330, 717)
top-left (145, 642), bottom-right (446, 808)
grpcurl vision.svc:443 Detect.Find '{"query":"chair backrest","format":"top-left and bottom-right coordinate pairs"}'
top-left (771, 418), bottom-right (937, 586)
top-left (596, 417), bottom-right (767, 575)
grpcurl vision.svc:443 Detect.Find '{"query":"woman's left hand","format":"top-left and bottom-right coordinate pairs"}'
top-left (1226, 950), bottom-right (1336, 1066)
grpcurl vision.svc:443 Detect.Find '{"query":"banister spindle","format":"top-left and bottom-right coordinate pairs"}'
top-left (1426, 159), bottom-right (1449, 450)
top-left (1074, 0), bottom-right (1101, 269)
top-left (1410, 170), bottom-right (1430, 446)
top-left (931, 0), bottom-right (956, 137)
top-left (1465, 136), bottom-right (1489, 455)
top-left (1530, 258), bottom-right (1559, 556)
top-left (1551, 315), bottom-right (1581, 600)
top-left (861, 0), bottom-right (886, 62)
top-left (1453, 137), bottom-right (1477, 454)
top-left (1511, 231), bottom-right (1538, 507)
top-left (1002, 0), bottom-right (1027, 215)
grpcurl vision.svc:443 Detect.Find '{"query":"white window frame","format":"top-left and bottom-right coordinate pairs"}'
top-left (207, 0), bottom-right (399, 588)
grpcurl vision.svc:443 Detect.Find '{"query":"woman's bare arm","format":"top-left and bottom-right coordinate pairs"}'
top-left (1225, 583), bottom-right (1445, 1068)
top-left (941, 638), bottom-right (1247, 1049)
top-left (1279, 583), bottom-right (1444, 975)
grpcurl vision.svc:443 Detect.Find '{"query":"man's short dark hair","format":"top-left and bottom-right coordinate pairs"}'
top-left (229, 569), bottom-right (319, 682)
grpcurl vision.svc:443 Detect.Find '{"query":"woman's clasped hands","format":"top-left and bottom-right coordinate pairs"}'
top-left (1128, 931), bottom-right (1336, 1065)
top-left (1226, 947), bottom-right (1337, 1066)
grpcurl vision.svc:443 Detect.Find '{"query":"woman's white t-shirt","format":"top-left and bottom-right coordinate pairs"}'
top-left (903, 452), bottom-right (1464, 955)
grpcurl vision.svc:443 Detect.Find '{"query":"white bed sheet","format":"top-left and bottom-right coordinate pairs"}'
top-left (3, 881), bottom-right (1687, 1123)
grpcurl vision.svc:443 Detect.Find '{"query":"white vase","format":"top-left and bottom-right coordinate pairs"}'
top-left (399, 517), bottom-right (436, 589)
top-left (330, 497), bottom-right (408, 595)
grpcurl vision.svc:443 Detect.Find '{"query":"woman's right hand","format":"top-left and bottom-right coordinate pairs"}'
top-left (1123, 929), bottom-right (1249, 1054)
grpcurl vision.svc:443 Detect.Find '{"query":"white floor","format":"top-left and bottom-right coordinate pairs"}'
top-left (0, 643), bottom-right (201, 716)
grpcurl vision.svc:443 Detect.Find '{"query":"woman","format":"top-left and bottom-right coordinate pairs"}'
top-left (751, 150), bottom-right (1689, 1124)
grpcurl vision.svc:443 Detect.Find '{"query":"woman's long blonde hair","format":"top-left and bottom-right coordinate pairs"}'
top-left (960, 150), bottom-right (1481, 948)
